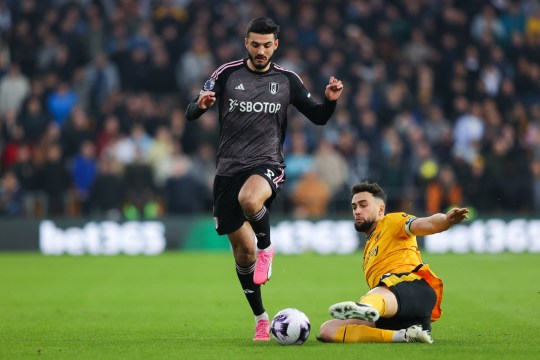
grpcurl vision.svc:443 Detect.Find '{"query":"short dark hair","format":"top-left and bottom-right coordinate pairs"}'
top-left (246, 17), bottom-right (279, 38)
top-left (351, 182), bottom-right (387, 203)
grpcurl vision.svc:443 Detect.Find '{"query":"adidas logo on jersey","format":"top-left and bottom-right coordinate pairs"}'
top-left (235, 84), bottom-right (245, 90)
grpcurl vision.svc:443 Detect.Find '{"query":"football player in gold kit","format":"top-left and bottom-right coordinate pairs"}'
top-left (318, 181), bottom-right (469, 344)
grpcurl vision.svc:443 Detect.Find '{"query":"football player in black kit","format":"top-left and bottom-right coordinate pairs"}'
top-left (185, 17), bottom-right (343, 341)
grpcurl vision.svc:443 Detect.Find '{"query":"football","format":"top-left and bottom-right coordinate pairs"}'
top-left (270, 308), bottom-right (311, 345)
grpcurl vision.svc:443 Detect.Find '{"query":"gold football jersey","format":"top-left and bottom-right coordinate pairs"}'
top-left (362, 212), bottom-right (443, 321)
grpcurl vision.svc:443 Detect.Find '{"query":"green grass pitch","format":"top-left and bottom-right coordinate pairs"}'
top-left (0, 251), bottom-right (538, 359)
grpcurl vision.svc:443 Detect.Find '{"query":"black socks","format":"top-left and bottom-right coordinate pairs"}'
top-left (236, 262), bottom-right (264, 316)
top-left (245, 206), bottom-right (270, 250)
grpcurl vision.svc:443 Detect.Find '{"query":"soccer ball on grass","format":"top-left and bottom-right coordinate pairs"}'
top-left (270, 308), bottom-right (311, 345)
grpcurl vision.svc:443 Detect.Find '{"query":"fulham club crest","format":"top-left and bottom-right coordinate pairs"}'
top-left (269, 82), bottom-right (279, 95)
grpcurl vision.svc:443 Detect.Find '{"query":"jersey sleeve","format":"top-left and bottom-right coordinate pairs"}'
top-left (386, 212), bottom-right (417, 240)
top-left (288, 73), bottom-right (337, 125)
top-left (185, 100), bottom-right (207, 120)
top-left (185, 73), bottom-right (223, 121)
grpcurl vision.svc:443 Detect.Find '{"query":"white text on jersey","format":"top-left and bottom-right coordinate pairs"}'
top-left (228, 99), bottom-right (282, 113)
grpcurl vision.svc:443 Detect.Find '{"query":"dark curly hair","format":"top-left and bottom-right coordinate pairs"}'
top-left (351, 182), bottom-right (387, 203)
top-left (246, 17), bottom-right (279, 38)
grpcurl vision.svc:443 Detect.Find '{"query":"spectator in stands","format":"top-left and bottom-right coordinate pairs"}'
top-left (60, 105), bottom-right (95, 159)
top-left (175, 34), bottom-right (214, 93)
top-left (422, 104), bottom-right (452, 158)
top-left (426, 164), bottom-right (463, 214)
top-left (452, 98), bottom-right (484, 164)
top-left (145, 38), bottom-right (177, 93)
top-left (84, 3), bottom-right (107, 62)
top-left (1, 110), bottom-right (24, 169)
top-left (0, 169), bottom-right (24, 216)
top-left (462, 155), bottom-right (491, 213)
top-left (71, 67), bottom-right (90, 115)
top-left (335, 128), bottom-right (357, 166)
top-left (10, 19), bottom-right (36, 77)
top-left (165, 156), bottom-right (210, 214)
top-left (11, 143), bottom-right (37, 191)
top-left (110, 122), bottom-right (152, 165)
top-left (90, 155), bottom-right (123, 218)
top-left (22, 77), bottom-right (47, 115)
top-left (312, 139), bottom-right (348, 200)
top-left (284, 130), bottom-right (314, 198)
top-left (46, 81), bottom-right (78, 127)
top-left (35, 143), bottom-right (70, 216)
top-left (471, 4), bottom-right (506, 43)
top-left (501, 1), bottom-right (526, 43)
top-left (355, 110), bottom-right (380, 150)
top-left (36, 28), bottom-right (59, 74)
top-left (347, 140), bottom-right (373, 188)
top-left (377, 127), bottom-right (406, 212)
top-left (71, 140), bottom-right (97, 215)
top-left (525, 7), bottom-right (540, 40)
top-left (49, 44), bottom-right (76, 82)
top-left (18, 95), bottom-right (49, 144)
top-left (0, 1), bottom-right (11, 37)
top-left (181, 110), bottom-right (219, 155)
top-left (0, 63), bottom-right (30, 116)
top-left (402, 27), bottom-right (436, 67)
top-left (291, 171), bottom-right (330, 218)
top-left (190, 142), bottom-right (216, 201)
top-left (122, 45), bottom-right (151, 92)
top-left (84, 52), bottom-right (120, 110)
top-left (147, 125), bottom-right (175, 188)
top-left (95, 114), bottom-right (122, 158)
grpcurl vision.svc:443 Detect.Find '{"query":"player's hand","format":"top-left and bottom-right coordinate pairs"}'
top-left (325, 76), bottom-right (344, 101)
top-left (198, 91), bottom-right (216, 110)
top-left (446, 207), bottom-right (469, 225)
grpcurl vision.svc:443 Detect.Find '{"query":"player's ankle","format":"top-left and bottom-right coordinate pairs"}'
top-left (391, 329), bottom-right (407, 343)
top-left (255, 312), bottom-right (269, 322)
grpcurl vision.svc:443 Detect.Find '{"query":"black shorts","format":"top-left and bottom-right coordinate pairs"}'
top-left (375, 277), bottom-right (437, 332)
top-left (213, 165), bottom-right (285, 235)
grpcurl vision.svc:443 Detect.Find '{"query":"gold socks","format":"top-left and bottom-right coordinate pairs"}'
top-left (359, 293), bottom-right (386, 316)
top-left (333, 324), bottom-right (395, 343)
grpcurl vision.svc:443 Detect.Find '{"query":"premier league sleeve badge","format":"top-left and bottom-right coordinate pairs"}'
top-left (203, 78), bottom-right (215, 91)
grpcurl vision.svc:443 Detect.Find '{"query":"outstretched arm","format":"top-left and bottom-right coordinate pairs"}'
top-left (291, 76), bottom-right (344, 125)
top-left (410, 207), bottom-right (469, 236)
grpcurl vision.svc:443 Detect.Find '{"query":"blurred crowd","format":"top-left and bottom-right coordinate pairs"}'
top-left (1, 0), bottom-right (540, 219)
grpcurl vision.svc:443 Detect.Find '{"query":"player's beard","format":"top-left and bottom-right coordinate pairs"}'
top-left (249, 52), bottom-right (273, 70)
top-left (354, 219), bottom-right (375, 233)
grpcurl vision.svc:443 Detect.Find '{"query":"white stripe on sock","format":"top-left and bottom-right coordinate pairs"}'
top-left (236, 262), bottom-right (256, 275)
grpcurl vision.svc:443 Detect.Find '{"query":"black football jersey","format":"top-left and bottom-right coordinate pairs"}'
top-left (186, 58), bottom-right (336, 176)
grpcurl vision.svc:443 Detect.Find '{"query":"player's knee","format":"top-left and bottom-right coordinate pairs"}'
top-left (238, 195), bottom-right (261, 214)
top-left (318, 321), bottom-right (337, 342)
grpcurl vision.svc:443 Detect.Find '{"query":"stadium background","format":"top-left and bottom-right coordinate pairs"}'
top-left (1, 3), bottom-right (539, 359)
top-left (0, 0), bottom-right (539, 252)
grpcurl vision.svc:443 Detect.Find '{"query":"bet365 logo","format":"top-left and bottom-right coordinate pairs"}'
top-left (39, 220), bottom-right (166, 255)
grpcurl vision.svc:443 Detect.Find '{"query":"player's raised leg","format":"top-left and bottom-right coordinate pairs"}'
top-left (238, 175), bottom-right (274, 285)
top-left (330, 287), bottom-right (398, 322)
top-left (229, 223), bottom-right (270, 341)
